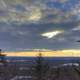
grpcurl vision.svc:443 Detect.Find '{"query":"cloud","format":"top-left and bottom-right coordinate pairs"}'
top-left (0, 0), bottom-right (44, 24)
top-left (0, 0), bottom-right (80, 51)
top-left (27, 7), bottom-right (42, 22)
top-left (0, 0), bottom-right (79, 24)
top-left (41, 30), bottom-right (64, 39)
top-left (72, 26), bottom-right (80, 31)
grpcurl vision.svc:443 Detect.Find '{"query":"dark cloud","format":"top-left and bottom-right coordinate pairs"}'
top-left (0, 0), bottom-right (80, 51)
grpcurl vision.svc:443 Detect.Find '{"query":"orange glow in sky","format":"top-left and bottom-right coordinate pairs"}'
top-left (2, 49), bottom-right (80, 57)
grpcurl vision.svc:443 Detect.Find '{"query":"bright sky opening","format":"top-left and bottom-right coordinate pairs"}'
top-left (41, 30), bottom-right (64, 39)
top-left (28, 8), bottom-right (42, 22)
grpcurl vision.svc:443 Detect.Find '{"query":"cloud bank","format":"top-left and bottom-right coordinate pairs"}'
top-left (0, 0), bottom-right (80, 51)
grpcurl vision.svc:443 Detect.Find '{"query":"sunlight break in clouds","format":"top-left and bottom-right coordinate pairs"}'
top-left (28, 8), bottom-right (42, 22)
top-left (41, 30), bottom-right (64, 39)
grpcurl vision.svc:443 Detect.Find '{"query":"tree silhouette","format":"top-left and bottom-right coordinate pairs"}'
top-left (31, 52), bottom-right (50, 80)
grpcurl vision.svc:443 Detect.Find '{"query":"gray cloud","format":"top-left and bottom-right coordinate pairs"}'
top-left (0, 0), bottom-right (80, 51)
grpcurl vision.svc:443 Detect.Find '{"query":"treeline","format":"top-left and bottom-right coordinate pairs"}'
top-left (0, 52), bottom-right (80, 80)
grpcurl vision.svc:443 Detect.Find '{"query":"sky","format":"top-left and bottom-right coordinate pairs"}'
top-left (0, 0), bottom-right (80, 51)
